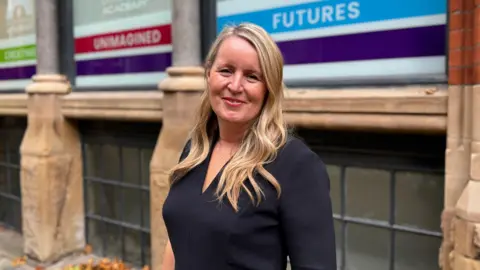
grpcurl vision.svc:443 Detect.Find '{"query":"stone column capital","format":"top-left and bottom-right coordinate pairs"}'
top-left (26, 74), bottom-right (72, 95)
top-left (158, 66), bottom-right (205, 93)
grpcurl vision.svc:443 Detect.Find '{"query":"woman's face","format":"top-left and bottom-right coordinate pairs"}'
top-left (207, 36), bottom-right (267, 126)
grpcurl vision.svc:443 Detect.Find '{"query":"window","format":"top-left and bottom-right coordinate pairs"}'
top-left (0, 117), bottom-right (26, 232)
top-left (216, 0), bottom-right (447, 86)
top-left (81, 120), bottom-right (160, 267)
top-left (297, 129), bottom-right (445, 270)
top-left (0, 0), bottom-right (36, 91)
top-left (72, 0), bottom-right (172, 89)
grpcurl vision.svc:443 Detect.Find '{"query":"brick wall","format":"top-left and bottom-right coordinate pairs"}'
top-left (448, 0), bottom-right (475, 85)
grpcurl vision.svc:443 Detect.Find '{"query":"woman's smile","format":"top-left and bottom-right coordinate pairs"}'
top-left (222, 97), bottom-right (246, 107)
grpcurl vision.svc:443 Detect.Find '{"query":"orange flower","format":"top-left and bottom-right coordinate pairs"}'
top-left (84, 245), bottom-right (93, 255)
top-left (11, 256), bottom-right (26, 267)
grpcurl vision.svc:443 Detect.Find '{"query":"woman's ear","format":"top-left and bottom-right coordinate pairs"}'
top-left (205, 61), bottom-right (213, 79)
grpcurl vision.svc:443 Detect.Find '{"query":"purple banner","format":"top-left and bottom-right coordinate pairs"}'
top-left (0, 25), bottom-right (444, 80)
top-left (278, 25), bottom-right (446, 65)
top-left (76, 52), bottom-right (172, 76)
top-left (0, 65), bottom-right (35, 80)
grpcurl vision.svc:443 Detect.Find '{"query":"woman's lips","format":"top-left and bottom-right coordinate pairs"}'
top-left (222, 97), bottom-right (245, 107)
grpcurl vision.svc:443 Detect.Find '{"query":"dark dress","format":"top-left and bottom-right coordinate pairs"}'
top-left (162, 135), bottom-right (337, 270)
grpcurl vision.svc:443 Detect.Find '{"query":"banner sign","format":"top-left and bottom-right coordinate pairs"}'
top-left (73, 0), bottom-right (172, 88)
top-left (0, 44), bottom-right (36, 64)
top-left (0, 0), bottom-right (36, 90)
top-left (75, 25), bottom-right (171, 54)
top-left (1, 0), bottom-right (172, 90)
top-left (217, 0), bottom-right (447, 84)
top-left (74, 0), bottom-right (169, 26)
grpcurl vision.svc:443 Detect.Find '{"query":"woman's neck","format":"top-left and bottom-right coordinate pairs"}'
top-left (217, 119), bottom-right (248, 147)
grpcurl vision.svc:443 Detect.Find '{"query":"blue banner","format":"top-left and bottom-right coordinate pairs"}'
top-left (217, 0), bottom-right (446, 34)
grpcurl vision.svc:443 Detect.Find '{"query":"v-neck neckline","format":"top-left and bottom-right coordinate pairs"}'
top-left (200, 132), bottom-right (233, 195)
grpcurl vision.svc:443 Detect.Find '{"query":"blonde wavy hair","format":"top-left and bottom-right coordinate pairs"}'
top-left (169, 23), bottom-right (288, 211)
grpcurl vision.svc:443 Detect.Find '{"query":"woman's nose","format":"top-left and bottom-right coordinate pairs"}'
top-left (227, 73), bottom-right (243, 92)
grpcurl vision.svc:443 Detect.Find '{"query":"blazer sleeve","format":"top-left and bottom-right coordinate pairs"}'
top-left (279, 145), bottom-right (337, 270)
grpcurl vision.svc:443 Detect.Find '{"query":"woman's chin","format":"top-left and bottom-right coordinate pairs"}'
top-left (218, 113), bottom-right (246, 124)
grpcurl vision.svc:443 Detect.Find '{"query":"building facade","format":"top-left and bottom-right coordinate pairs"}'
top-left (0, 0), bottom-right (478, 269)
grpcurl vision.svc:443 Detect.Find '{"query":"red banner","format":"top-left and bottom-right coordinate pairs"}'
top-left (75, 24), bottom-right (171, 54)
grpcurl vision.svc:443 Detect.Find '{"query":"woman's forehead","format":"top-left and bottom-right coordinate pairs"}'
top-left (214, 37), bottom-right (261, 69)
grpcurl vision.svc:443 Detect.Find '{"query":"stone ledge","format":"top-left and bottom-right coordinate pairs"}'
top-left (284, 86), bottom-right (447, 114)
top-left (0, 87), bottom-right (448, 132)
top-left (62, 91), bottom-right (163, 122)
top-left (285, 112), bottom-right (446, 134)
top-left (0, 94), bottom-right (27, 116)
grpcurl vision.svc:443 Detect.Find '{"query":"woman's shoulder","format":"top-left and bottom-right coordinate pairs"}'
top-left (280, 134), bottom-right (316, 159)
top-left (272, 135), bottom-right (330, 192)
top-left (273, 134), bottom-right (322, 170)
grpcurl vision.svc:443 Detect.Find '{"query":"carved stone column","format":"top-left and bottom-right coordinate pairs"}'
top-left (20, 75), bottom-right (85, 263)
top-left (150, 67), bottom-right (204, 269)
top-left (19, 0), bottom-right (85, 264)
top-left (441, 0), bottom-right (480, 269)
top-left (453, 74), bottom-right (480, 268)
top-left (150, 0), bottom-right (203, 269)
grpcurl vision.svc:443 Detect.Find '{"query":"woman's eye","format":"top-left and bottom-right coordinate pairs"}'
top-left (219, 69), bottom-right (231, 74)
top-left (247, 74), bottom-right (259, 81)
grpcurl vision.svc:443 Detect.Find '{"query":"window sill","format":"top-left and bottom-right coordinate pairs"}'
top-left (62, 91), bottom-right (163, 122)
top-left (284, 86), bottom-right (447, 114)
top-left (0, 94), bottom-right (28, 116)
top-left (0, 86), bottom-right (447, 133)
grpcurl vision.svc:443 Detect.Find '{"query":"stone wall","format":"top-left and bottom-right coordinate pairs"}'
top-left (440, 0), bottom-right (480, 269)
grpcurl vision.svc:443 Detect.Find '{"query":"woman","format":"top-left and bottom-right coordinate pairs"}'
top-left (162, 23), bottom-right (336, 270)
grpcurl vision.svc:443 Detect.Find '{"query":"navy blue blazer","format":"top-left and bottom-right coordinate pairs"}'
top-left (163, 134), bottom-right (337, 270)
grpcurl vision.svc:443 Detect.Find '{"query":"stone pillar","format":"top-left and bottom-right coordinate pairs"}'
top-left (172, 0), bottom-right (201, 66)
top-left (35, 0), bottom-right (60, 74)
top-left (19, 0), bottom-right (85, 264)
top-left (150, 0), bottom-right (204, 269)
top-left (441, 0), bottom-right (480, 269)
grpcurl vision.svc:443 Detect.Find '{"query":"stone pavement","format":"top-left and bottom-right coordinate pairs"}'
top-left (0, 228), bottom-right (23, 270)
top-left (0, 226), bottom-right (23, 270)
top-left (0, 227), bottom-right (107, 270)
